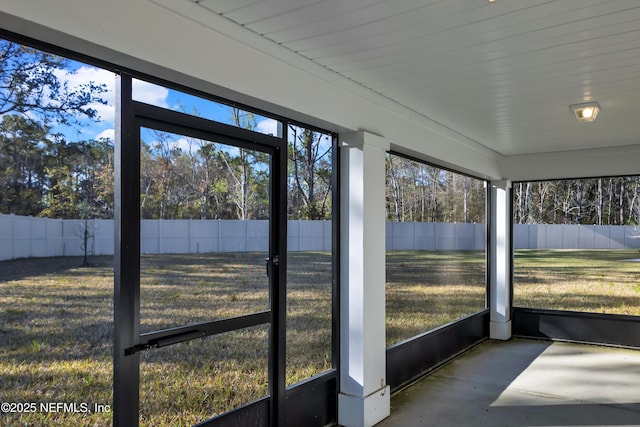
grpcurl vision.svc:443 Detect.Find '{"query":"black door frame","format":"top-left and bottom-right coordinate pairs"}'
top-left (113, 73), bottom-right (288, 427)
top-left (0, 28), bottom-right (340, 424)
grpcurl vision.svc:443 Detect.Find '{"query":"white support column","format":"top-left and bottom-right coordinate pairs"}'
top-left (339, 131), bottom-right (391, 427)
top-left (489, 180), bottom-right (513, 340)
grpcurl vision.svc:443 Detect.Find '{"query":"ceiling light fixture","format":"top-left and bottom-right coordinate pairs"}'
top-left (570, 102), bottom-right (600, 123)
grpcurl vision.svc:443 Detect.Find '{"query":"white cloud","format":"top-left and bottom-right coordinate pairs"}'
top-left (54, 66), bottom-right (117, 124)
top-left (169, 137), bottom-right (192, 153)
top-left (256, 118), bottom-right (281, 137)
top-left (95, 128), bottom-right (115, 141)
top-left (52, 67), bottom-right (170, 126)
top-left (132, 79), bottom-right (169, 108)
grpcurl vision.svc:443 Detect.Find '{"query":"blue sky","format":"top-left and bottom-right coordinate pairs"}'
top-left (49, 59), bottom-right (333, 163)
top-left (54, 60), bottom-right (281, 145)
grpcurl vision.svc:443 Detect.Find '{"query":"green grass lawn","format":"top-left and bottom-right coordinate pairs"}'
top-left (1, 250), bottom-right (639, 426)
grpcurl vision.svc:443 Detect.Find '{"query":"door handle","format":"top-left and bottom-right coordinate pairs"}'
top-left (265, 255), bottom-right (279, 277)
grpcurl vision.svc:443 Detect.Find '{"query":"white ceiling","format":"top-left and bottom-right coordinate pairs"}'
top-left (189, 0), bottom-right (640, 157)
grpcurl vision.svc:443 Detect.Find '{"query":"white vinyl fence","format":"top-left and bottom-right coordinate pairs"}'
top-left (0, 214), bottom-right (331, 261)
top-left (0, 215), bottom-right (115, 261)
top-left (385, 222), bottom-right (486, 251)
top-left (513, 223), bottom-right (640, 250)
top-left (1, 214), bottom-right (639, 261)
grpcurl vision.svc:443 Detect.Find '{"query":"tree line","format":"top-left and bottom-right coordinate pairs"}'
top-left (4, 38), bottom-right (637, 226)
top-left (513, 178), bottom-right (640, 225)
top-left (137, 123), bottom-right (333, 221)
top-left (385, 155), bottom-right (639, 226)
top-left (0, 39), bottom-right (109, 219)
top-left (385, 154), bottom-right (486, 223)
top-left (0, 115), bottom-right (114, 218)
top-left (0, 39), bottom-right (333, 221)
top-left (0, 114), bottom-right (334, 222)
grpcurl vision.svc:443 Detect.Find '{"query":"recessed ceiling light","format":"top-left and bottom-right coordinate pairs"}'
top-left (570, 102), bottom-right (600, 123)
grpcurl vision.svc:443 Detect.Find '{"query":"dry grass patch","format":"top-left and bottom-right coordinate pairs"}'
top-left (3, 249), bottom-right (639, 425)
top-left (514, 249), bottom-right (640, 314)
top-left (286, 252), bottom-right (333, 385)
top-left (139, 252), bottom-right (271, 332)
top-left (139, 326), bottom-right (270, 426)
top-left (1, 256), bottom-right (113, 427)
top-left (0, 252), bottom-right (333, 426)
top-left (386, 251), bottom-right (487, 346)
top-left (386, 249), bottom-right (640, 348)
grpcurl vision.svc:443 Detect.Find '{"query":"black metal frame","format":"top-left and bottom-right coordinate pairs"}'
top-left (284, 371), bottom-right (338, 426)
top-left (112, 82), bottom-right (342, 426)
top-left (280, 128), bottom-right (340, 427)
top-left (113, 73), bottom-right (140, 427)
top-left (194, 398), bottom-right (270, 427)
top-left (513, 308), bottom-right (640, 348)
top-left (3, 26), bottom-right (335, 427)
top-left (113, 73), bottom-right (291, 426)
top-left (387, 310), bottom-right (489, 392)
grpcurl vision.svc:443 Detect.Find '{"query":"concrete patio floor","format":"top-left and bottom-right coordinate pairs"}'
top-left (376, 339), bottom-right (640, 427)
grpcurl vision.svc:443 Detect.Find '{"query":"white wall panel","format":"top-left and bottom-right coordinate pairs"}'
top-left (626, 226), bottom-right (640, 248)
top-left (62, 219), bottom-right (86, 256)
top-left (610, 226), bottom-right (626, 249)
top-left (12, 216), bottom-right (30, 240)
top-left (474, 224), bottom-right (486, 251)
top-left (545, 224), bottom-right (563, 249)
top-left (190, 220), bottom-right (219, 253)
top-left (0, 215), bottom-right (12, 240)
top-left (530, 224), bottom-right (547, 249)
top-left (323, 220), bottom-right (332, 251)
top-left (29, 218), bottom-right (48, 258)
top-left (384, 222), bottom-right (392, 251)
top-left (577, 226), bottom-right (594, 250)
top-left (94, 219), bottom-right (114, 255)
top-left (220, 220), bottom-right (247, 252)
top-left (0, 215), bottom-right (13, 259)
top-left (288, 220), bottom-right (300, 251)
top-left (247, 220), bottom-right (269, 252)
top-left (45, 219), bottom-right (64, 257)
top-left (298, 220), bottom-right (324, 251)
top-left (512, 225), bottom-right (528, 249)
top-left (30, 217), bottom-right (47, 239)
top-left (141, 220), bottom-right (160, 254)
top-left (594, 225), bottom-right (611, 249)
top-left (435, 223), bottom-right (457, 250)
top-left (159, 220), bottom-right (190, 254)
top-left (390, 222), bottom-right (415, 251)
top-left (415, 222), bottom-right (436, 250)
top-left (456, 223), bottom-right (476, 251)
top-left (12, 216), bottom-right (32, 259)
top-left (562, 226), bottom-right (580, 250)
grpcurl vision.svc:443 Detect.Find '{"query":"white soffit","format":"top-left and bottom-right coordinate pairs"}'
top-left (183, 0), bottom-right (640, 158)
